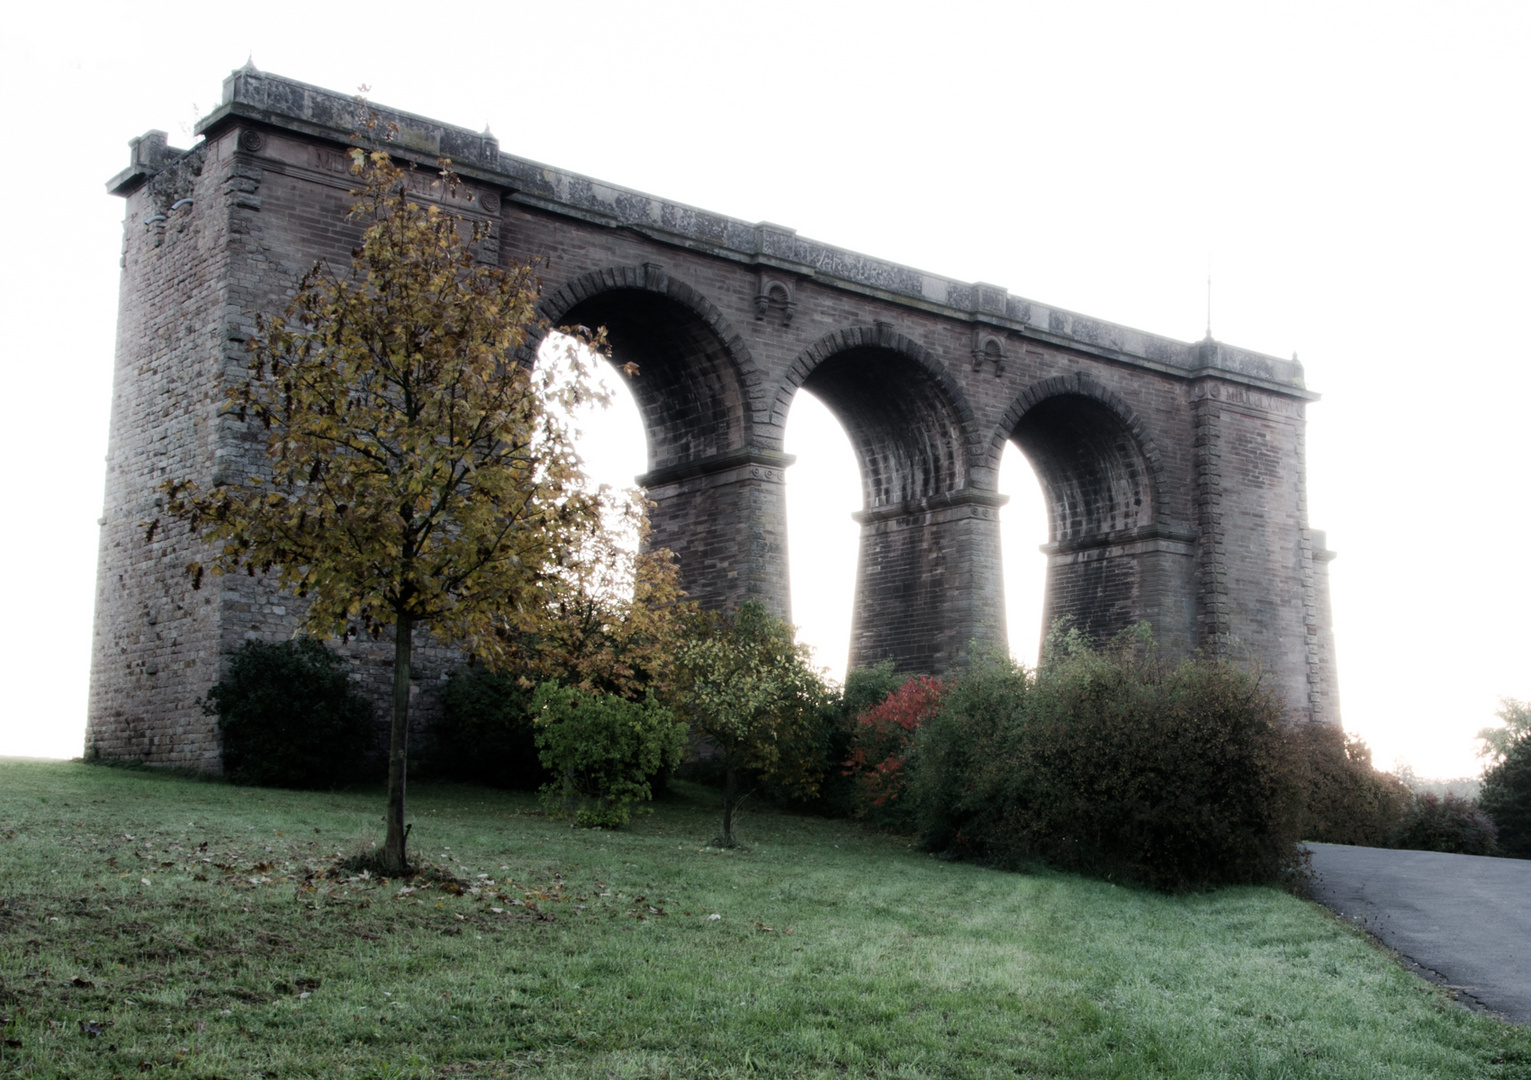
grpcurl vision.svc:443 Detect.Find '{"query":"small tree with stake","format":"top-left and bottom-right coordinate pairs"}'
top-left (156, 144), bottom-right (618, 875)
top-left (675, 601), bottom-right (829, 847)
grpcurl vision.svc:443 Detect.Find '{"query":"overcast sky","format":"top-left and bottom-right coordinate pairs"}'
top-left (2, 1), bottom-right (1527, 777)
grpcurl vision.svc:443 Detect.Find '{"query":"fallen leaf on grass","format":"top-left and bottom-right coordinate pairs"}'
top-left (79, 1021), bottom-right (104, 1037)
top-left (70, 977), bottom-right (94, 988)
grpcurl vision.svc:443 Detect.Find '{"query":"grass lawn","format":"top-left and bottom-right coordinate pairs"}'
top-left (0, 759), bottom-right (1527, 1079)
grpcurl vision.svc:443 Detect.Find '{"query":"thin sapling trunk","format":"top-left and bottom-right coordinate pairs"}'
top-left (384, 611), bottom-right (413, 874)
top-left (715, 759), bottom-right (738, 849)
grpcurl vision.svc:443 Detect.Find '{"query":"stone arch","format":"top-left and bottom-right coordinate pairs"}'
top-left (778, 326), bottom-right (1001, 675)
top-left (538, 263), bottom-right (762, 470)
top-left (779, 325), bottom-right (984, 510)
top-left (994, 373), bottom-right (1167, 545)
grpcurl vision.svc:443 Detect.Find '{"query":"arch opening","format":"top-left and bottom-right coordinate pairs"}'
top-left (1005, 391), bottom-right (1171, 650)
top-left (798, 345), bottom-right (967, 511)
top-left (559, 288), bottom-right (747, 471)
top-left (783, 389), bottom-right (861, 682)
top-left (543, 328), bottom-right (648, 533)
top-left (997, 443), bottom-right (1050, 667)
top-left (789, 340), bottom-right (997, 675)
top-left (549, 279), bottom-right (784, 615)
top-left (1010, 393), bottom-right (1153, 546)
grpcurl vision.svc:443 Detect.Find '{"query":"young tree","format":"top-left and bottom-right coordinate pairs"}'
top-left (674, 601), bottom-right (829, 847)
top-left (158, 146), bottom-right (621, 874)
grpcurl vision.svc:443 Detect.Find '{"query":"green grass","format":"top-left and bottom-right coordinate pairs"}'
top-left (0, 759), bottom-right (1527, 1079)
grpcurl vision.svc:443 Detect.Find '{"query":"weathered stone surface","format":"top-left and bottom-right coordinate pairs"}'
top-left (88, 67), bottom-right (1340, 769)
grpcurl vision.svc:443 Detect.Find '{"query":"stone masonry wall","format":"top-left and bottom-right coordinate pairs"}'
top-left (90, 68), bottom-right (1341, 769)
top-left (88, 134), bottom-right (227, 768)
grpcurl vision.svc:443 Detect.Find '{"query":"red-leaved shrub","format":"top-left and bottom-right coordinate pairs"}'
top-left (844, 675), bottom-right (945, 821)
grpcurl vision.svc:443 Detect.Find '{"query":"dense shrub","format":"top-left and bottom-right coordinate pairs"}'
top-left (1288, 724), bottom-right (1412, 846)
top-left (206, 638), bottom-right (373, 788)
top-left (1480, 736), bottom-right (1531, 857)
top-left (1393, 792), bottom-right (1498, 855)
top-left (844, 675), bottom-right (946, 828)
top-left (911, 636), bottom-right (1301, 891)
top-left (791, 661), bottom-right (907, 817)
top-left (907, 645), bottom-right (1034, 855)
top-left (533, 684), bottom-right (688, 827)
top-left (839, 661), bottom-right (909, 726)
top-left (432, 668), bottom-right (544, 789)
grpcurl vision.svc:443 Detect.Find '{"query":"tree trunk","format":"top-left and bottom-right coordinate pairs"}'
top-left (717, 764), bottom-right (738, 848)
top-left (384, 611), bottom-right (414, 874)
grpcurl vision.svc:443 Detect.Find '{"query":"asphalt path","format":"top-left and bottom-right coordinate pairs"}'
top-left (1305, 842), bottom-right (1531, 1022)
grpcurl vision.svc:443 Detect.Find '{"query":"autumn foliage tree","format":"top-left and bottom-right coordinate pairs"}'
top-left (674, 602), bottom-right (830, 847)
top-left (158, 144), bottom-right (629, 874)
top-left (503, 512), bottom-right (695, 702)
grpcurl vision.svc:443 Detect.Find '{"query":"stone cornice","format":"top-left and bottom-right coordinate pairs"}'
top-left (637, 448), bottom-right (797, 489)
top-left (852, 488), bottom-right (1009, 527)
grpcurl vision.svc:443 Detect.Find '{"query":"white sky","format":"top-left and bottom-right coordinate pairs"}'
top-left (2, 1), bottom-right (1527, 778)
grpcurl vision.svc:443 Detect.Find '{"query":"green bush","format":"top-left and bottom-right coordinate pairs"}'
top-left (911, 634), bottom-right (1301, 892)
top-left (839, 661), bottom-right (908, 725)
top-left (1288, 724), bottom-right (1412, 846)
top-left (205, 638), bottom-right (373, 789)
top-left (1480, 737), bottom-right (1531, 857)
top-left (533, 684), bottom-right (688, 827)
top-left (907, 645), bottom-right (1034, 855)
top-left (1393, 792), bottom-right (1498, 855)
top-left (432, 668), bottom-right (544, 789)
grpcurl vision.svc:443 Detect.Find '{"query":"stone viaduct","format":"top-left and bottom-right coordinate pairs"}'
top-left (87, 66), bottom-right (1340, 768)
